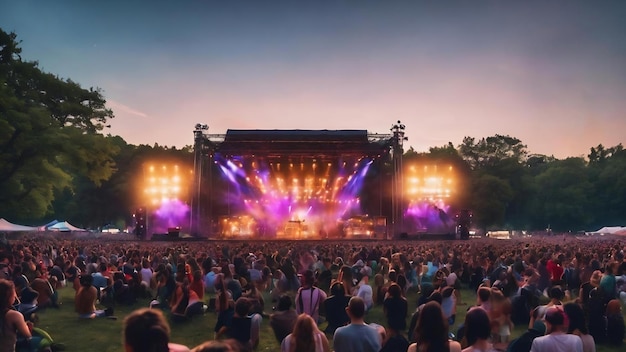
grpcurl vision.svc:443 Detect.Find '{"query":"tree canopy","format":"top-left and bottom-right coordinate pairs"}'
top-left (0, 29), bottom-right (118, 221)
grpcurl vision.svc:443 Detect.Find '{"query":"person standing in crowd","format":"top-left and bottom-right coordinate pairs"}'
top-left (281, 314), bottom-right (330, 352)
top-left (408, 301), bottom-right (461, 352)
top-left (123, 308), bottom-right (189, 352)
top-left (530, 306), bottom-right (583, 352)
top-left (333, 297), bottom-right (381, 352)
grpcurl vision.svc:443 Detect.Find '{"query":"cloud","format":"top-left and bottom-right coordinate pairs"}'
top-left (108, 99), bottom-right (148, 118)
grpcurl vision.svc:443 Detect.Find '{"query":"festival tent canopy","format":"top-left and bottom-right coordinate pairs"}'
top-left (39, 220), bottom-right (59, 231)
top-left (589, 226), bottom-right (626, 235)
top-left (47, 221), bottom-right (86, 232)
top-left (0, 218), bottom-right (38, 232)
top-left (615, 228), bottom-right (626, 236)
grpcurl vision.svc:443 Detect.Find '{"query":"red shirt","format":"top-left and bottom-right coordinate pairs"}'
top-left (547, 259), bottom-right (564, 282)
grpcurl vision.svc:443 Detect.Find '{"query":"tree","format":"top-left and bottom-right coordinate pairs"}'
top-left (0, 82), bottom-right (72, 219)
top-left (529, 157), bottom-right (592, 231)
top-left (469, 174), bottom-right (514, 231)
top-left (587, 144), bottom-right (626, 228)
top-left (458, 134), bottom-right (527, 170)
top-left (0, 29), bottom-right (118, 221)
top-left (457, 135), bottom-right (531, 228)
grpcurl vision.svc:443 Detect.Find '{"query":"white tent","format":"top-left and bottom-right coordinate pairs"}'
top-left (0, 218), bottom-right (37, 232)
top-left (47, 221), bottom-right (86, 232)
top-left (589, 226), bottom-right (626, 235)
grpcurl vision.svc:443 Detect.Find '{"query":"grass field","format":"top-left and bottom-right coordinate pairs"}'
top-left (35, 285), bottom-right (625, 351)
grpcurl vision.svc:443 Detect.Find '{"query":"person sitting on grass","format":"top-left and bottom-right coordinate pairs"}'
top-left (74, 274), bottom-right (114, 319)
top-left (461, 307), bottom-right (497, 352)
top-left (333, 297), bottom-right (382, 352)
top-left (170, 277), bottom-right (203, 322)
top-left (29, 271), bottom-right (59, 309)
top-left (222, 297), bottom-right (262, 350)
top-left (281, 313), bottom-right (330, 352)
top-left (323, 282), bottom-right (351, 335)
top-left (123, 308), bottom-right (189, 352)
top-left (407, 301), bottom-right (461, 352)
top-left (214, 273), bottom-right (235, 340)
top-left (270, 295), bottom-right (298, 344)
top-left (0, 278), bottom-right (32, 352)
top-left (295, 270), bottom-right (326, 324)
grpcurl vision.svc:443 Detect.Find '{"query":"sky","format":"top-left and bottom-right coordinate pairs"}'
top-left (2, 0), bottom-right (625, 158)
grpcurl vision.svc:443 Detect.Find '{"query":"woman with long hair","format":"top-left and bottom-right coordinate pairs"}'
top-left (563, 302), bottom-right (595, 352)
top-left (408, 301), bottom-right (461, 352)
top-left (214, 273), bottom-right (235, 339)
top-left (323, 282), bottom-right (350, 335)
top-left (462, 307), bottom-right (496, 352)
top-left (0, 279), bottom-right (32, 352)
top-left (383, 283), bottom-right (408, 333)
top-left (281, 314), bottom-right (330, 352)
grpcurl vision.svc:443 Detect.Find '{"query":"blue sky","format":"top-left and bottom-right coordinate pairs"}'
top-left (2, 1), bottom-right (625, 158)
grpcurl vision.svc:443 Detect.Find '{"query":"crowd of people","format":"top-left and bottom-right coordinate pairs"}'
top-left (0, 232), bottom-right (625, 351)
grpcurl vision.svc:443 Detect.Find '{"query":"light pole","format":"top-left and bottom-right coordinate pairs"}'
top-left (191, 123), bottom-right (208, 236)
top-left (391, 121), bottom-right (407, 239)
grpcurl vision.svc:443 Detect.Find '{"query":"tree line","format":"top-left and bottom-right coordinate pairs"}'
top-left (1, 29), bottom-right (624, 232)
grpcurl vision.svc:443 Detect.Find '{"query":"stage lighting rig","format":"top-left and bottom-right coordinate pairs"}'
top-left (391, 120), bottom-right (408, 145)
top-left (195, 123), bottom-right (209, 131)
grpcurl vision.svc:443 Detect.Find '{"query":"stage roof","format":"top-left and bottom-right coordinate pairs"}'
top-left (214, 129), bottom-right (392, 157)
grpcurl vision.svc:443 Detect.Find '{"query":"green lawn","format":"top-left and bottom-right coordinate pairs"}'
top-left (36, 285), bottom-right (624, 351)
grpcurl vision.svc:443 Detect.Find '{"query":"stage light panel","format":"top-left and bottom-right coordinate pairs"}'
top-left (404, 163), bottom-right (457, 201)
